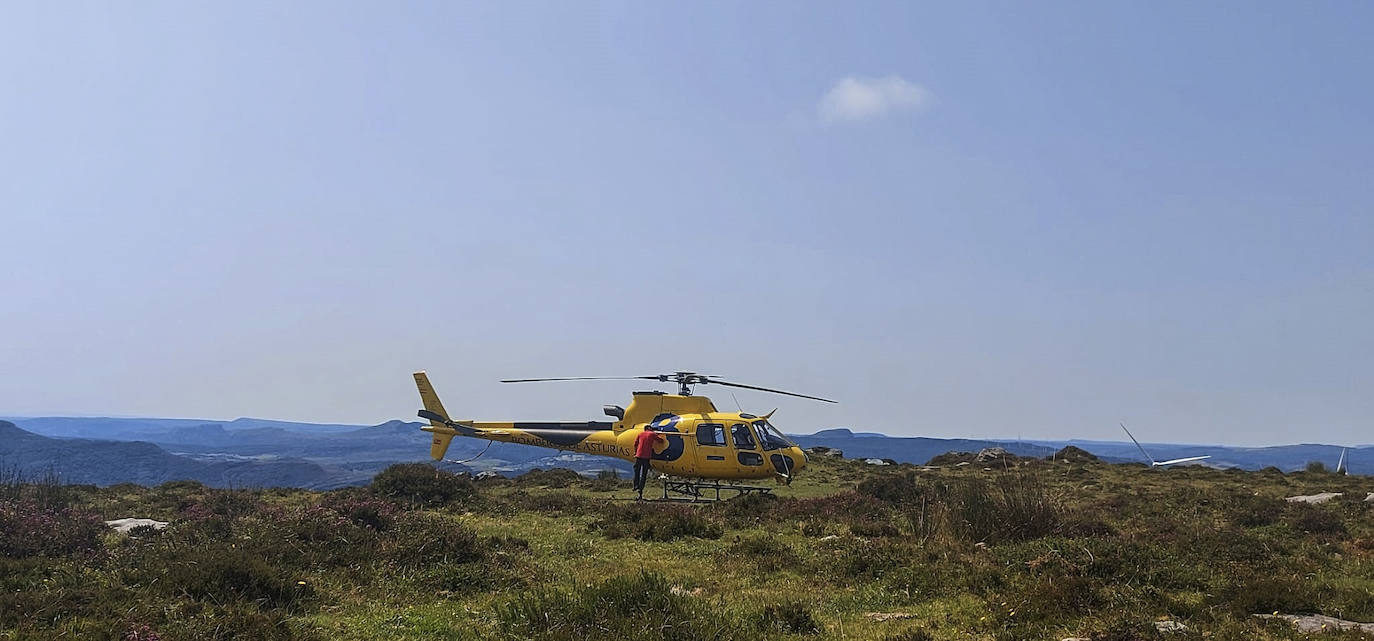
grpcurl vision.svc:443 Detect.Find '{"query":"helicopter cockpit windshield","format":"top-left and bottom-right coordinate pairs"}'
top-left (752, 420), bottom-right (793, 451)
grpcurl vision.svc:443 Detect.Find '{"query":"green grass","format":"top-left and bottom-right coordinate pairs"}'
top-left (2, 458), bottom-right (1373, 640)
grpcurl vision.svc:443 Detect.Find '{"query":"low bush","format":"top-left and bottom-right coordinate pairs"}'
top-left (159, 604), bottom-right (324, 641)
top-left (857, 471), bottom-right (923, 504)
top-left (714, 492), bottom-right (780, 527)
top-left (1226, 493), bottom-right (1285, 527)
top-left (241, 504), bottom-right (381, 569)
top-left (750, 601), bottom-right (821, 635)
top-left (727, 534), bottom-right (801, 572)
top-left (1285, 504), bottom-right (1347, 537)
top-left (371, 463), bottom-right (476, 507)
top-left (380, 512), bottom-right (483, 569)
top-left (502, 489), bottom-right (589, 514)
top-left (513, 468), bottom-right (582, 488)
top-left (591, 503), bottom-right (722, 541)
top-left (493, 571), bottom-right (741, 641)
top-left (774, 491), bottom-right (896, 537)
top-left (882, 629), bottom-right (934, 641)
top-left (0, 499), bottom-right (106, 558)
top-left (823, 538), bottom-right (915, 580)
top-left (1218, 571), bottom-right (1320, 615)
top-left (321, 492), bottom-right (399, 531)
top-left (160, 546), bottom-right (315, 611)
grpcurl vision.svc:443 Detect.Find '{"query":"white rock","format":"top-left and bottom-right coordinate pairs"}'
top-left (1366, 492), bottom-right (1373, 503)
top-left (1255, 613), bottom-right (1374, 634)
top-left (1285, 492), bottom-right (1343, 504)
top-left (1154, 620), bottom-right (1189, 633)
top-left (864, 458), bottom-right (889, 466)
top-left (105, 518), bottom-right (169, 533)
top-left (865, 612), bottom-right (916, 622)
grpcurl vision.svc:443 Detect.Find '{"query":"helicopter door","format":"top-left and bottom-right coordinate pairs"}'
top-left (730, 423), bottom-right (763, 467)
top-left (695, 423), bottom-right (728, 471)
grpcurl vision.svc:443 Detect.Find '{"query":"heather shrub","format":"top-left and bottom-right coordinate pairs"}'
top-left (727, 534), bottom-right (801, 572)
top-left (161, 546), bottom-right (315, 610)
top-left (0, 499), bottom-right (106, 558)
top-left (1285, 504), bottom-right (1346, 537)
top-left (750, 601), bottom-right (821, 635)
top-left (320, 492), bottom-right (398, 531)
top-left (493, 571), bottom-right (740, 641)
top-left (773, 491), bottom-right (896, 536)
top-left (584, 468), bottom-right (627, 492)
top-left (591, 503), bottom-right (722, 541)
top-left (1218, 571), bottom-right (1319, 615)
top-left (1225, 493), bottom-right (1285, 527)
top-left (158, 604), bottom-right (325, 641)
top-left (502, 489), bottom-right (589, 514)
top-left (714, 491), bottom-right (780, 527)
top-left (380, 512), bottom-right (483, 569)
top-left (513, 467), bottom-right (582, 488)
top-left (243, 504), bottom-right (380, 569)
top-left (178, 488), bottom-right (260, 520)
top-left (371, 463), bottom-right (476, 507)
top-left (824, 537), bottom-right (914, 580)
top-left (857, 471), bottom-right (923, 504)
top-left (882, 629), bottom-right (934, 641)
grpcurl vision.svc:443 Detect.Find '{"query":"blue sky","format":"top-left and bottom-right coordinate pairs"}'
top-left (2, 2), bottom-right (1370, 445)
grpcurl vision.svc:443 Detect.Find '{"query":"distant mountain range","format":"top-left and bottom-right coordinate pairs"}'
top-left (1, 417), bottom-right (1366, 488)
top-left (796, 428), bottom-right (1370, 474)
top-left (1, 417), bottom-right (624, 488)
top-left (0, 420), bottom-right (356, 488)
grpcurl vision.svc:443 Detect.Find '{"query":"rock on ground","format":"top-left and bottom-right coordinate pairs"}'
top-left (865, 612), bottom-right (916, 622)
top-left (1285, 492), bottom-right (1343, 504)
top-left (1255, 613), bottom-right (1374, 634)
top-left (105, 518), bottom-right (169, 533)
top-left (1154, 620), bottom-right (1189, 633)
top-left (974, 447), bottom-right (1009, 462)
top-left (1049, 445), bottom-right (1100, 463)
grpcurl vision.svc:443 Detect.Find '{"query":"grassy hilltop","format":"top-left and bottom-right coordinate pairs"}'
top-left (3, 455), bottom-right (1373, 641)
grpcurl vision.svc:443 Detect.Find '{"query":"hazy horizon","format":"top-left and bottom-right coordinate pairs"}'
top-left (3, 2), bottom-right (1371, 447)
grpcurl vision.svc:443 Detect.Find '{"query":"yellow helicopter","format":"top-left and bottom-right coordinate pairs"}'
top-left (412, 371), bottom-right (836, 500)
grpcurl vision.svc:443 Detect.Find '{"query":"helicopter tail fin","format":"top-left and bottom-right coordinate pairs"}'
top-left (414, 371), bottom-right (457, 460)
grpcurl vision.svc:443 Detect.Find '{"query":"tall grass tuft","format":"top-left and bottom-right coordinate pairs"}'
top-left (882, 473), bottom-right (1062, 544)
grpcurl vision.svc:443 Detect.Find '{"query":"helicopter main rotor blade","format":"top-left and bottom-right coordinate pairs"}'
top-left (499, 376), bottom-right (661, 383)
top-left (705, 378), bottom-right (837, 404)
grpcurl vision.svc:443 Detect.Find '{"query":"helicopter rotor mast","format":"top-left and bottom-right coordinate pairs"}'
top-left (498, 371), bottom-right (837, 404)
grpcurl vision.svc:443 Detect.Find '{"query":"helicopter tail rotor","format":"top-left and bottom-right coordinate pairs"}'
top-left (413, 372), bottom-right (480, 459)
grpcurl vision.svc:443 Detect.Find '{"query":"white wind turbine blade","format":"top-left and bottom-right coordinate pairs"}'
top-left (1153, 455), bottom-right (1211, 466)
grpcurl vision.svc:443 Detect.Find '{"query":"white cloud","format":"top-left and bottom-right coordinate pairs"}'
top-left (817, 75), bottom-right (928, 123)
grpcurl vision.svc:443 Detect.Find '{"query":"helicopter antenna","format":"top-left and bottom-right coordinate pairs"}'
top-left (730, 392), bottom-right (743, 413)
top-left (499, 371), bottom-right (837, 403)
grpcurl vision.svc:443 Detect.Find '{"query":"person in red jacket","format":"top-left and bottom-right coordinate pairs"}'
top-left (632, 425), bottom-right (664, 499)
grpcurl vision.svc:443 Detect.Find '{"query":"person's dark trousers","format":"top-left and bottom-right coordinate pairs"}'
top-left (633, 457), bottom-right (652, 496)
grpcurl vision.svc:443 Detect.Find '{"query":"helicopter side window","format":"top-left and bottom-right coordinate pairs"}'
top-left (696, 424), bottom-right (726, 446)
top-left (730, 423), bottom-right (756, 450)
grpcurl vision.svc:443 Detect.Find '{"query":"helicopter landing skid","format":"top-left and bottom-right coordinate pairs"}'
top-left (655, 478), bottom-right (774, 502)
